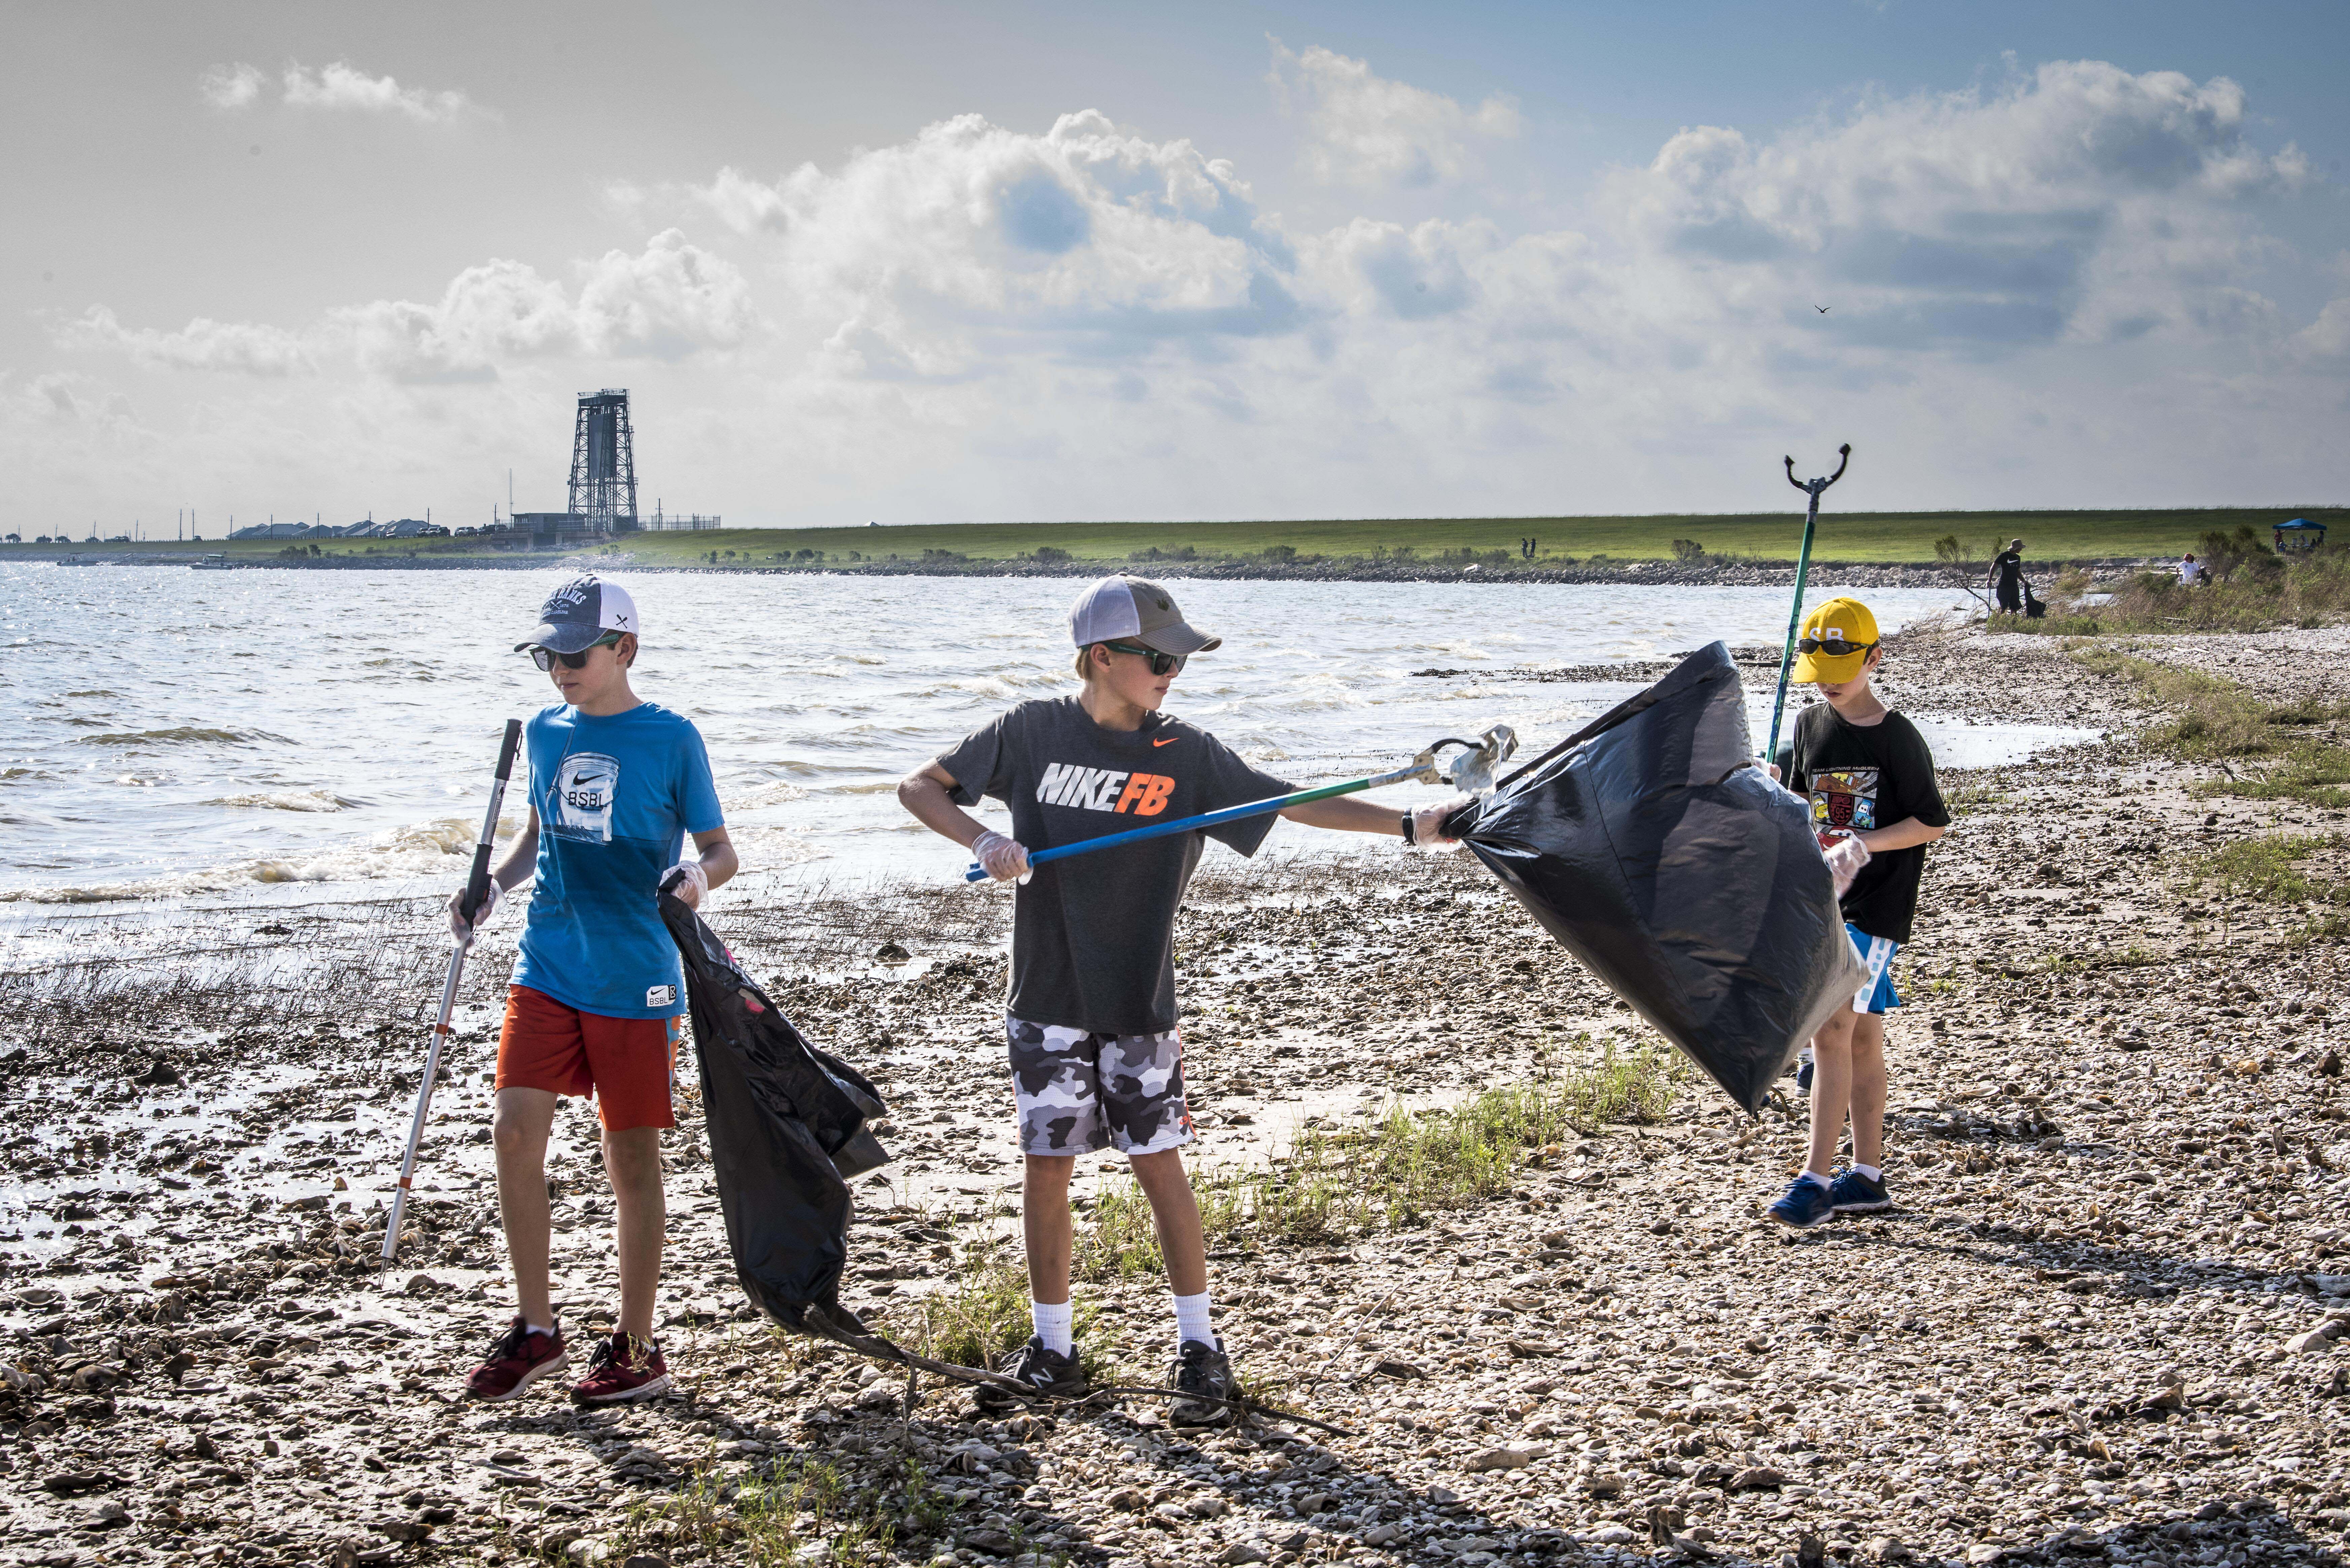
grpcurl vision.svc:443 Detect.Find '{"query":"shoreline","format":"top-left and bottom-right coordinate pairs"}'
top-left (12, 551), bottom-right (2145, 590)
top-left (3, 624), bottom-right (2348, 1566)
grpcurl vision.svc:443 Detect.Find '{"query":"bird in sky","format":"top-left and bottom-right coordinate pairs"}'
top-left (1815, 305), bottom-right (1831, 314)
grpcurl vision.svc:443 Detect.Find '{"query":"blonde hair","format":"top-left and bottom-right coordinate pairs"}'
top-left (1074, 646), bottom-right (1097, 680)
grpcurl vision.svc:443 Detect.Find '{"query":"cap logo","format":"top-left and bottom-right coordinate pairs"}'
top-left (1154, 595), bottom-right (1169, 610)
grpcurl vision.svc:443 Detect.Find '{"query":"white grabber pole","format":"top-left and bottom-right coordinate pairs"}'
top-left (383, 718), bottom-right (523, 1264)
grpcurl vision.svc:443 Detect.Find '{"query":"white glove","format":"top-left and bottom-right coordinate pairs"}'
top-left (447, 879), bottom-right (500, 939)
top-left (1822, 834), bottom-right (1872, 898)
top-left (1409, 795), bottom-right (1474, 847)
top-left (667, 859), bottom-right (711, 909)
top-left (971, 829), bottom-right (1031, 882)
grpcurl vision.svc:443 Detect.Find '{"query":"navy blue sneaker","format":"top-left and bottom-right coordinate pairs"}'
top-left (1768, 1175), bottom-right (1836, 1228)
top-left (1828, 1169), bottom-right (1892, 1213)
top-left (1795, 1055), bottom-right (1814, 1094)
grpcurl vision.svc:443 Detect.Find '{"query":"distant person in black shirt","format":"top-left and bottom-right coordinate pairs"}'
top-left (1764, 596), bottom-right (1950, 1228)
top-left (1989, 538), bottom-right (2025, 613)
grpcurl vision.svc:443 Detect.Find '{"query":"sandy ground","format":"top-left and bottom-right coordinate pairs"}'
top-left (2, 626), bottom-right (2348, 1568)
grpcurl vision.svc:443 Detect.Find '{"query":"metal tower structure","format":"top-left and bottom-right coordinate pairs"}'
top-left (566, 389), bottom-right (638, 533)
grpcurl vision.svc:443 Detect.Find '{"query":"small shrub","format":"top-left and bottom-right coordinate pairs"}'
top-left (1033, 545), bottom-right (1070, 563)
top-left (1671, 538), bottom-right (1705, 563)
top-left (1261, 544), bottom-right (1297, 562)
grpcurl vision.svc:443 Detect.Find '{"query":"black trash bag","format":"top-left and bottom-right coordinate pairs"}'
top-left (1443, 642), bottom-right (1864, 1115)
top-left (660, 889), bottom-right (891, 1332)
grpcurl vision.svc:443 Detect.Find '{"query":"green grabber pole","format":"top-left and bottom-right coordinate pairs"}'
top-left (1762, 443), bottom-right (1851, 766)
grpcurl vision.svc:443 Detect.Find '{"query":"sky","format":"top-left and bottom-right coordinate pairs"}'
top-left (7, 0), bottom-right (2349, 532)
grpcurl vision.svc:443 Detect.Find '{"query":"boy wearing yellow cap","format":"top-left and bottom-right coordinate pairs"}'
top-left (1766, 597), bottom-right (1949, 1227)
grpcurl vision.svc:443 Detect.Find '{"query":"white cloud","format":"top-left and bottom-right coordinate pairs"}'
top-left (58, 234), bottom-right (753, 385)
top-left (196, 59), bottom-right (482, 121)
top-left (1608, 60), bottom-right (2308, 351)
top-left (199, 62), bottom-right (264, 110)
top-left (55, 307), bottom-right (313, 375)
top-left (577, 230), bottom-right (761, 358)
top-left (33, 53), bottom-right (2350, 523)
top-left (281, 61), bottom-right (478, 122)
top-left (1269, 41), bottom-right (1519, 188)
top-left (2296, 297), bottom-right (2350, 360)
top-left (687, 110), bottom-right (1292, 381)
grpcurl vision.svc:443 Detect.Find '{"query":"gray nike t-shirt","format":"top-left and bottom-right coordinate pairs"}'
top-left (935, 696), bottom-right (1294, 1035)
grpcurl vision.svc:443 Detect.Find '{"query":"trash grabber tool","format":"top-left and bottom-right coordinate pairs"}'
top-left (383, 718), bottom-right (522, 1264)
top-left (1761, 444), bottom-right (1851, 765)
top-left (963, 726), bottom-right (1516, 882)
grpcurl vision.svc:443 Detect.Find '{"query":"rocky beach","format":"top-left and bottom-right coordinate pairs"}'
top-left (3, 620), bottom-right (2348, 1568)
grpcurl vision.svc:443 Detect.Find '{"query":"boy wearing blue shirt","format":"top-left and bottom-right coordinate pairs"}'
top-left (452, 575), bottom-right (737, 1403)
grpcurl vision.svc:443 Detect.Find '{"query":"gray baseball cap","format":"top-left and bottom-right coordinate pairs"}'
top-left (1067, 576), bottom-right (1221, 656)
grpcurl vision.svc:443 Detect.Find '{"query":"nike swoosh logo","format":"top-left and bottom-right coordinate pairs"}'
top-left (1152, 736), bottom-right (1178, 747)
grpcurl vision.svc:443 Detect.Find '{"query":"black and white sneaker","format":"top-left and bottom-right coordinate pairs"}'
top-left (978, 1335), bottom-right (1088, 1409)
top-left (1170, 1337), bottom-right (1240, 1427)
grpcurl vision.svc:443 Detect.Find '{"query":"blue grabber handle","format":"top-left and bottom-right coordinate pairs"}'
top-left (961, 730), bottom-right (1519, 882)
top-left (961, 771), bottom-right (1413, 883)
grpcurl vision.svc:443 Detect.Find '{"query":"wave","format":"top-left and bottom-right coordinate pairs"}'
top-left (78, 726), bottom-right (290, 747)
top-left (205, 790), bottom-right (357, 813)
top-left (0, 812), bottom-right (494, 905)
top-left (725, 780), bottom-right (811, 811)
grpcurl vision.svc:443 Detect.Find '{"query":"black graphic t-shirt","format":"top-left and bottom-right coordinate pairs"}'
top-left (1776, 702), bottom-right (1949, 944)
top-left (936, 697), bottom-right (1294, 1035)
top-left (1991, 549), bottom-right (2023, 587)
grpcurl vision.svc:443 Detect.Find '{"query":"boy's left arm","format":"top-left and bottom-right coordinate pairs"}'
top-left (1855, 817), bottom-right (1944, 853)
top-left (1282, 793), bottom-right (1471, 842)
top-left (686, 827), bottom-right (737, 901)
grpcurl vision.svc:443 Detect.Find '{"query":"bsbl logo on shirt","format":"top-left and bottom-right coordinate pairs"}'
top-left (549, 752), bottom-right (619, 842)
top-left (1035, 763), bottom-right (1175, 816)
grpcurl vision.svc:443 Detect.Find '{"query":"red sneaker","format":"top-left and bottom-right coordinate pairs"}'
top-left (572, 1331), bottom-right (672, 1405)
top-left (465, 1317), bottom-right (567, 1402)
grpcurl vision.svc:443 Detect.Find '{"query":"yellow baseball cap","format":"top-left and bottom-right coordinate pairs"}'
top-left (1789, 596), bottom-right (1880, 682)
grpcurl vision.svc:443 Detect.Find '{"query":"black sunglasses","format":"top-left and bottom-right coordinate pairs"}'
top-left (1798, 636), bottom-right (1876, 658)
top-left (529, 631), bottom-right (622, 671)
top-left (1101, 640), bottom-right (1186, 676)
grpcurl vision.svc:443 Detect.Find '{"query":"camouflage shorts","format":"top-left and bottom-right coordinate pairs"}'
top-left (1005, 1015), bottom-right (1195, 1157)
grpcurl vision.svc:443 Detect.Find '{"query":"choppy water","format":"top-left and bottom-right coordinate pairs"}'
top-left (0, 564), bottom-right (2081, 905)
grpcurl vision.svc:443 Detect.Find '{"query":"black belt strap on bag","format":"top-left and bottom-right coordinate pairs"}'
top-left (1439, 642), bottom-right (1865, 1115)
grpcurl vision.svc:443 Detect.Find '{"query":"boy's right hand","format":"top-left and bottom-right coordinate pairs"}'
top-left (447, 880), bottom-right (500, 938)
top-left (971, 829), bottom-right (1031, 882)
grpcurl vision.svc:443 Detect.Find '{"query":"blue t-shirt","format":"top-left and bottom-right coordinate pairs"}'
top-left (511, 701), bottom-right (725, 1019)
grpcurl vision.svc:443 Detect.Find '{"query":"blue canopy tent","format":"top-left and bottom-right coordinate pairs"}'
top-left (2274, 517), bottom-right (2327, 552)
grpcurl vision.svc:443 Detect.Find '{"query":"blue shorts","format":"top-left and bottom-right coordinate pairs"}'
top-left (1847, 923), bottom-right (1900, 1015)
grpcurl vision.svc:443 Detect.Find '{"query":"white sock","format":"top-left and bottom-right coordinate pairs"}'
top-left (1172, 1290), bottom-right (1214, 1348)
top-left (1802, 1171), bottom-right (1832, 1191)
top-left (523, 1319), bottom-right (554, 1338)
top-left (1030, 1299), bottom-right (1074, 1357)
top-left (1852, 1163), bottom-right (1883, 1183)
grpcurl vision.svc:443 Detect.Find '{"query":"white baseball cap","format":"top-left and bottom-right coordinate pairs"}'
top-left (1067, 576), bottom-right (1220, 655)
top-left (516, 574), bottom-right (640, 654)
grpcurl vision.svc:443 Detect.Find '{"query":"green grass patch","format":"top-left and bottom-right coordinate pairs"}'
top-left (904, 1233), bottom-right (1114, 1378)
top-left (1079, 1046), bottom-right (1682, 1273)
top-left (31, 505), bottom-right (2345, 569)
top-left (2072, 647), bottom-right (2350, 804)
top-left (2190, 834), bottom-right (2347, 906)
top-left (2010, 540), bottom-right (2350, 637)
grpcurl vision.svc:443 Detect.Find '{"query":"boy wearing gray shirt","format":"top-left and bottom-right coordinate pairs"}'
top-left (900, 576), bottom-right (1462, 1422)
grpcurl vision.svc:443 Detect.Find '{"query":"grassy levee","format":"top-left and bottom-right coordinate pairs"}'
top-left (13, 505), bottom-right (2343, 568)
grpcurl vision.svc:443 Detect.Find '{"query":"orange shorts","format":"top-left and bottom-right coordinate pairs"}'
top-left (495, 985), bottom-right (683, 1131)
